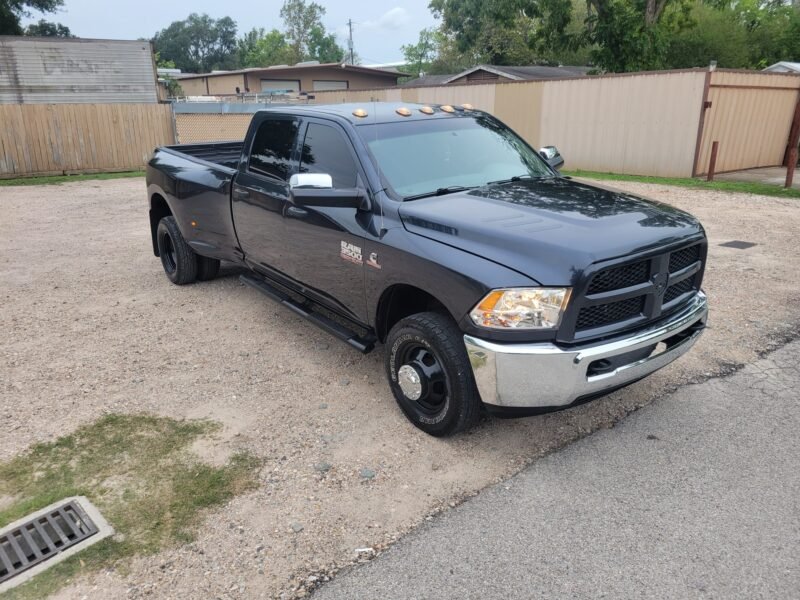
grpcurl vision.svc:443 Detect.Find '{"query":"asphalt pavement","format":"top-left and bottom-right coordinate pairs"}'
top-left (313, 340), bottom-right (800, 599)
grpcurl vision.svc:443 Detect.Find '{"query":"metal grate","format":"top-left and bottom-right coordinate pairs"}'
top-left (587, 260), bottom-right (650, 294)
top-left (0, 501), bottom-right (98, 584)
top-left (664, 278), bottom-right (695, 304)
top-left (576, 297), bottom-right (645, 330)
top-left (669, 244), bottom-right (701, 273)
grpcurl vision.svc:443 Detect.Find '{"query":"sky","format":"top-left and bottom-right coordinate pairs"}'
top-left (21, 0), bottom-right (439, 64)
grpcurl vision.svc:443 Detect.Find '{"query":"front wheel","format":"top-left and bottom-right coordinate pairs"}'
top-left (156, 216), bottom-right (197, 285)
top-left (384, 312), bottom-right (482, 437)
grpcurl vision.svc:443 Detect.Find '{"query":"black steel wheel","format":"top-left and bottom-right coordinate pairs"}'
top-left (156, 216), bottom-right (197, 285)
top-left (385, 311), bottom-right (481, 437)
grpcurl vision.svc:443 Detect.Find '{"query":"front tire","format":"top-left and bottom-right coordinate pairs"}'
top-left (385, 312), bottom-right (481, 437)
top-left (156, 216), bottom-right (197, 285)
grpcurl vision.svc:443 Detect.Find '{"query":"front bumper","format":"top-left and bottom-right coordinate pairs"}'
top-left (464, 291), bottom-right (708, 411)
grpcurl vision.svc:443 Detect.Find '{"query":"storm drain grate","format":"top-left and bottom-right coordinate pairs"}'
top-left (0, 501), bottom-right (98, 585)
top-left (719, 240), bottom-right (757, 250)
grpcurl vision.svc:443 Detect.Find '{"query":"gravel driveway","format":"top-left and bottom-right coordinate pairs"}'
top-left (1, 177), bottom-right (798, 599)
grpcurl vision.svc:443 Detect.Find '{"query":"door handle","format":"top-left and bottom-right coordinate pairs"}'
top-left (233, 188), bottom-right (250, 200)
top-left (286, 206), bottom-right (309, 219)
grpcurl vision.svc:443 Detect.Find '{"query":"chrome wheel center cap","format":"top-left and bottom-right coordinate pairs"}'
top-left (398, 364), bottom-right (423, 401)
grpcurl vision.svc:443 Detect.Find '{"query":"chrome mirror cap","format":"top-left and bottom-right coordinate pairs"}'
top-left (289, 173), bottom-right (333, 189)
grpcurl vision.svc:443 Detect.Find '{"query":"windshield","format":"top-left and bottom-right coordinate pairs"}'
top-left (361, 114), bottom-right (553, 199)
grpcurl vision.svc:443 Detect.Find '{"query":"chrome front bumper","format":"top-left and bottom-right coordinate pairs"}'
top-left (464, 292), bottom-right (708, 410)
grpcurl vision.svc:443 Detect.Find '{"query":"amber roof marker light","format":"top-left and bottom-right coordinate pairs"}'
top-left (396, 107), bottom-right (412, 117)
top-left (419, 106), bottom-right (435, 115)
top-left (352, 108), bottom-right (368, 118)
top-left (461, 103), bottom-right (474, 110)
top-left (440, 105), bottom-right (455, 113)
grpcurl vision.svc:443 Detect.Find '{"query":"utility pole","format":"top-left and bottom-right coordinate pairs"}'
top-left (347, 19), bottom-right (354, 65)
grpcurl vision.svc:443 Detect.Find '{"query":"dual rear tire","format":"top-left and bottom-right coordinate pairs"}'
top-left (156, 216), bottom-right (220, 285)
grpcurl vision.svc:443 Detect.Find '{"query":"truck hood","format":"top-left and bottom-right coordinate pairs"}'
top-left (398, 177), bottom-right (704, 285)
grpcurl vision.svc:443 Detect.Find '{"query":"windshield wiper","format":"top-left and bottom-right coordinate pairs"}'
top-left (486, 174), bottom-right (535, 185)
top-left (404, 186), bottom-right (477, 201)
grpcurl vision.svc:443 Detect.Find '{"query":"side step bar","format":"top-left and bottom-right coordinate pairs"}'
top-left (240, 274), bottom-right (376, 354)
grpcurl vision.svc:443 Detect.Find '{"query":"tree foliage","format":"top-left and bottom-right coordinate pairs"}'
top-left (0, 0), bottom-right (63, 35)
top-left (24, 18), bottom-right (73, 37)
top-left (417, 0), bottom-right (800, 73)
top-left (280, 0), bottom-right (326, 64)
top-left (152, 13), bottom-right (238, 73)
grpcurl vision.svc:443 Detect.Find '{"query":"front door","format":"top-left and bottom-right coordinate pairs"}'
top-left (281, 119), bottom-right (370, 324)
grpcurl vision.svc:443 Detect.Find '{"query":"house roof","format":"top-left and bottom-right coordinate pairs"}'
top-left (763, 61), bottom-right (800, 73)
top-left (404, 64), bottom-right (591, 87)
top-left (175, 63), bottom-right (406, 80)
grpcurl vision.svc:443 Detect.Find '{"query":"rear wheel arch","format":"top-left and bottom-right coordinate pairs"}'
top-left (375, 284), bottom-right (453, 342)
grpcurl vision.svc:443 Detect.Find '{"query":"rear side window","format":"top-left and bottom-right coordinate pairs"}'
top-left (300, 123), bottom-right (358, 188)
top-left (249, 118), bottom-right (299, 180)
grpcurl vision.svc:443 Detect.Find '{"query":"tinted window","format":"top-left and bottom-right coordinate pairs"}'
top-left (249, 118), bottom-right (299, 180)
top-left (362, 115), bottom-right (553, 198)
top-left (300, 123), bottom-right (358, 188)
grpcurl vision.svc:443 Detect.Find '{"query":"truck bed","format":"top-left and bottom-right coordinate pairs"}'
top-left (161, 141), bottom-right (244, 170)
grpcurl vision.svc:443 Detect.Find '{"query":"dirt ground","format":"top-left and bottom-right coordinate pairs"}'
top-left (1, 177), bottom-right (799, 599)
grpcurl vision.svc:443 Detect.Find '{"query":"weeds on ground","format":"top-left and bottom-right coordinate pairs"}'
top-left (0, 414), bottom-right (260, 599)
top-left (0, 171), bottom-right (144, 187)
top-left (564, 170), bottom-right (800, 200)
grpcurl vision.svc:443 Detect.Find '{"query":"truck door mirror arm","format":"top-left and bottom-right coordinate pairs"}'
top-left (290, 187), bottom-right (371, 211)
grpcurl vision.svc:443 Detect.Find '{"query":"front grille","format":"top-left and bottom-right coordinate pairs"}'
top-left (587, 260), bottom-right (649, 294)
top-left (669, 244), bottom-right (701, 272)
top-left (564, 240), bottom-right (706, 339)
top-left (576, 297), bottom-right (644, 330)
top-left (664, 278), bottom-right (694, 303)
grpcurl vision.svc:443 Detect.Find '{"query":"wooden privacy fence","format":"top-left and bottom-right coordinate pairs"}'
top-left (0, 103), bottom-right (175, 178)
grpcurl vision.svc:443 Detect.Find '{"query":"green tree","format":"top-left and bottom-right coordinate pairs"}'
top-left (152, 13), bottom-right (239, 73)
top-left (307, 25), bottom-right (344, 62)
top-left (280, 0), bottom-right (326, 64)
top-left (237, 27), bottom-right (265, 65)
top-left (401, 28), bottom-right (439, 77)
top-left (241, 29), bottom-right (293, 67)
top-left (664, 3), bottom-right (749, 68)
top-left (428, 0), bottom-right (573, 65)
top-left (24, 18), bottom-right (73, 37)
top-left (0, 0), bottom-right (63, 35)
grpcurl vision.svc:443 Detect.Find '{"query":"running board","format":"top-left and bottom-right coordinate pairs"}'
top-left (240, 274), bottom-right (376, 354)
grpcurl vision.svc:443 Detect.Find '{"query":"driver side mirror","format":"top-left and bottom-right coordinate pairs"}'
top-left (539, 146), bottom-right (565, 170)
top-left (289, 173), bottom-right (370, 210)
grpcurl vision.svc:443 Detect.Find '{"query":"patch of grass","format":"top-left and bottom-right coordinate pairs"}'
top-left (0, 414), bottom-right (261, 599)
top-left (564, 169), bottom-right (800, 200)
top-left (0, 171), bottom-right (144, 187)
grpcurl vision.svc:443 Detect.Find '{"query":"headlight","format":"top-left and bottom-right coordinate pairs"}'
top-left (469, 288), bottom-right (571, 329)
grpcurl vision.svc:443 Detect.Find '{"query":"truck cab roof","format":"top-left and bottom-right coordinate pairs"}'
top-left (255, 102), bottom-right (481, 125)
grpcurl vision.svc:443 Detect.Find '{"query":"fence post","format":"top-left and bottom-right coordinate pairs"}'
top-left (785, 147), bottom-right (798, 188)
top-left (707, 141), bottom-right (719, 182)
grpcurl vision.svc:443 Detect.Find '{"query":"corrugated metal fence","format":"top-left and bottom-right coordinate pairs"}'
top-left (0, 103), bottom-right (174, 177)
top-left (695, 71), bottom-right (800, 175)
top-left (311, 69), bottom-right (800, 178)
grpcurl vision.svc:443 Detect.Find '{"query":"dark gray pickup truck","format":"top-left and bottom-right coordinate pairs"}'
top-left (146, 102), bottom-right (708, 436)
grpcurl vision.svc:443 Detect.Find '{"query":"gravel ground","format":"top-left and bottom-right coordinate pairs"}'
top-left (1, 177), bottom-right (799, 599)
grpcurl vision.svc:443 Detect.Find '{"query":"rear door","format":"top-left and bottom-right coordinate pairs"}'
top-left (232, 114), bottom-right (300, 280)
top-left (281, 118), bottom-right (370, 323)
